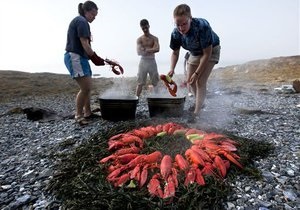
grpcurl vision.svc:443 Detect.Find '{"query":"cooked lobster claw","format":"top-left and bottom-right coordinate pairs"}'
top-left (160, 74), bottom-right (177, 97)
top-left (105, 59), bottom-right (124, 75)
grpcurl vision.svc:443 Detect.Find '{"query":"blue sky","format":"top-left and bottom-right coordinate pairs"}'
top-left (0, 0), bottom-right (299, 77)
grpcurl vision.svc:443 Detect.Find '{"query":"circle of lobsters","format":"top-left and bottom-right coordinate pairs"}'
top-left (99, 122), bottom-right (243, 199)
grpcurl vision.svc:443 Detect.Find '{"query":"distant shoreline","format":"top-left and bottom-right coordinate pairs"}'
top-left (1, 55), bottom-right (299, 103)
top-left (1, 54), bottom-right (299, 78)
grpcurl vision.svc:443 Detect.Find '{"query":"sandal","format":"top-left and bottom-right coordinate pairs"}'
top-left (75, 116), bottom-right (90, 126)
top-left (84, 113), bottom-right (101, 120)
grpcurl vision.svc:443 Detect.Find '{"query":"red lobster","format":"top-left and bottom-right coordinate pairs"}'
top-left (105, 59), bottom-right (124, 75)
top-left (160, 74), bottom-right (177, 97)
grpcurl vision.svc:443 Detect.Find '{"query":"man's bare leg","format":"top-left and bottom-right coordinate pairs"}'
top-left (136, 84), bottom-right (143, 97)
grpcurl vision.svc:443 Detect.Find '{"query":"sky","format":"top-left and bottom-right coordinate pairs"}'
top-left (0, 0), bottom-right (299, 77)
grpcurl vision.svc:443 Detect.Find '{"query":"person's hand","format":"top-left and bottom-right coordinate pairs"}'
top-left (89, 52), bottom-right (105, 66)
top-left (189, 72), bottom-right (198, 84)
top-left (168, 70), bottom-right (175, 77)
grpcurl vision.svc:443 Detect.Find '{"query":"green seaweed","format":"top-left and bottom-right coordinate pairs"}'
top-left (47, 120), bottom-right (274, 210)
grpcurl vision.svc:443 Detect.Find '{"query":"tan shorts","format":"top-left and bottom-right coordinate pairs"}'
top-left (187, 45), bottom-right (221, 65)
top-left (137, 57), bottom-right (159, 86)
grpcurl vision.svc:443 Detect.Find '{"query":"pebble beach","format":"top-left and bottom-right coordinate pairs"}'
top-left (0, 83), bottom-right (299, 209)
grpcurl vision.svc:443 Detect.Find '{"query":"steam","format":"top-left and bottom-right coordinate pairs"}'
top-left (194, 78), bottom-right (236, 128)
top-left (148, 79), bottom-right (187, 98)
top-left (100, 77), bottom-right (133, 98)
top-left (99, 74), bottom-right (188, 99)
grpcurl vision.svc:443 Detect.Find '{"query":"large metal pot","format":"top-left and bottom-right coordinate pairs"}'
top-left (147, 96), bottom-right (185, 117)
top-left (99, 96), bottom-right (138, 121)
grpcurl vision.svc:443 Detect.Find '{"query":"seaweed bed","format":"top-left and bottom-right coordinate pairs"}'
top-left (47, 120), bottom-right (274, 210)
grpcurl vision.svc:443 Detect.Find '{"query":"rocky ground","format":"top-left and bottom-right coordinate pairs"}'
top-left (0, 85), bottom-right (299, 210)
top-left (0, 56), bottom-right (299, 209)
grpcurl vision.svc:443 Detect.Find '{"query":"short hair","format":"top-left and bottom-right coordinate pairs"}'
top-left (140, 19), bottom-right (149, 27)
top-left (173, 4), bottom-right (192, 18)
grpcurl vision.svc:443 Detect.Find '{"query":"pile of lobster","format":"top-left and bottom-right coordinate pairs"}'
top-left (160, 74), bottom-right (177, 97)
top-left (99, 122), bottom-right (243, 199)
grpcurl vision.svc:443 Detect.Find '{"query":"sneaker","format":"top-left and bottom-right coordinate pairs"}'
top-left (188, 104), bottom-right (205, 112)
top-left (187, 113), bottom-right (196, 123)
top-left (187, 114), bottom-right (196, 123)
top-left (188, 92), bottom-right (193, 97)
top-left (188, 105), bottom-right (195, 112)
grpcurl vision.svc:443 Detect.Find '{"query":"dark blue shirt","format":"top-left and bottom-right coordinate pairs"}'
top-left (170, 18), bottom-right (220, 56)
top-left (65, 16), bottom-right (91, 58)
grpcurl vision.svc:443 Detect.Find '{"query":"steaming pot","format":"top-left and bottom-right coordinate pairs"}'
top-left (98, 96), bottom-right (138, 121)
top-left (147, 96), bottom-right (185, 117)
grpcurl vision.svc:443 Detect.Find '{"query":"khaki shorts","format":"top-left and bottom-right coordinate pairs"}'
top-left (187, 45), bottom-right (221, 65)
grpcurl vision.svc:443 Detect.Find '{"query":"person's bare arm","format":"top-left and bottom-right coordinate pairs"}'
top-left (137, 38), bottom-right (147, 56)
top-left (80, 37), bottom-right (105, 66)
top-left (80, 37), bottom-right (94, 57)
top-left (145, 36), bottom-right (160, 53)
top-left (189, 45), bottom-right (212, 83)
top-left (194, 45), bottom-right (212, 75)
top-left (168, 49), bottom-right (180, 76)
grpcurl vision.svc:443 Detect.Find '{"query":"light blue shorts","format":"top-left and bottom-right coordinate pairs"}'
top-left (64, 52), bottom-right (92, 78)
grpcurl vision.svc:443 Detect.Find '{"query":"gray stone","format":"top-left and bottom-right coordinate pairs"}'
top-left (286, 169), bottom-right (295, 176)
top-left (257, 199), bottom-right (272, 208)
top-left (226, 202), bottom-right (235, 209)
top-left (283, 189), bottom-right (297, 201)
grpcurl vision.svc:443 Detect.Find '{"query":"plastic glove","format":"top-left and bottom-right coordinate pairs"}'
top-left (89, 52), bottom-right (105, 66)
top-left (104, 59), bottom-right (117, 66)
top-left (105, 59), bottom-right (124, 75)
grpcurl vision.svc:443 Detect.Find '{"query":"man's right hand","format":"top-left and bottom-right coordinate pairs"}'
top-left (89, 52), bottom-right (105, 66)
